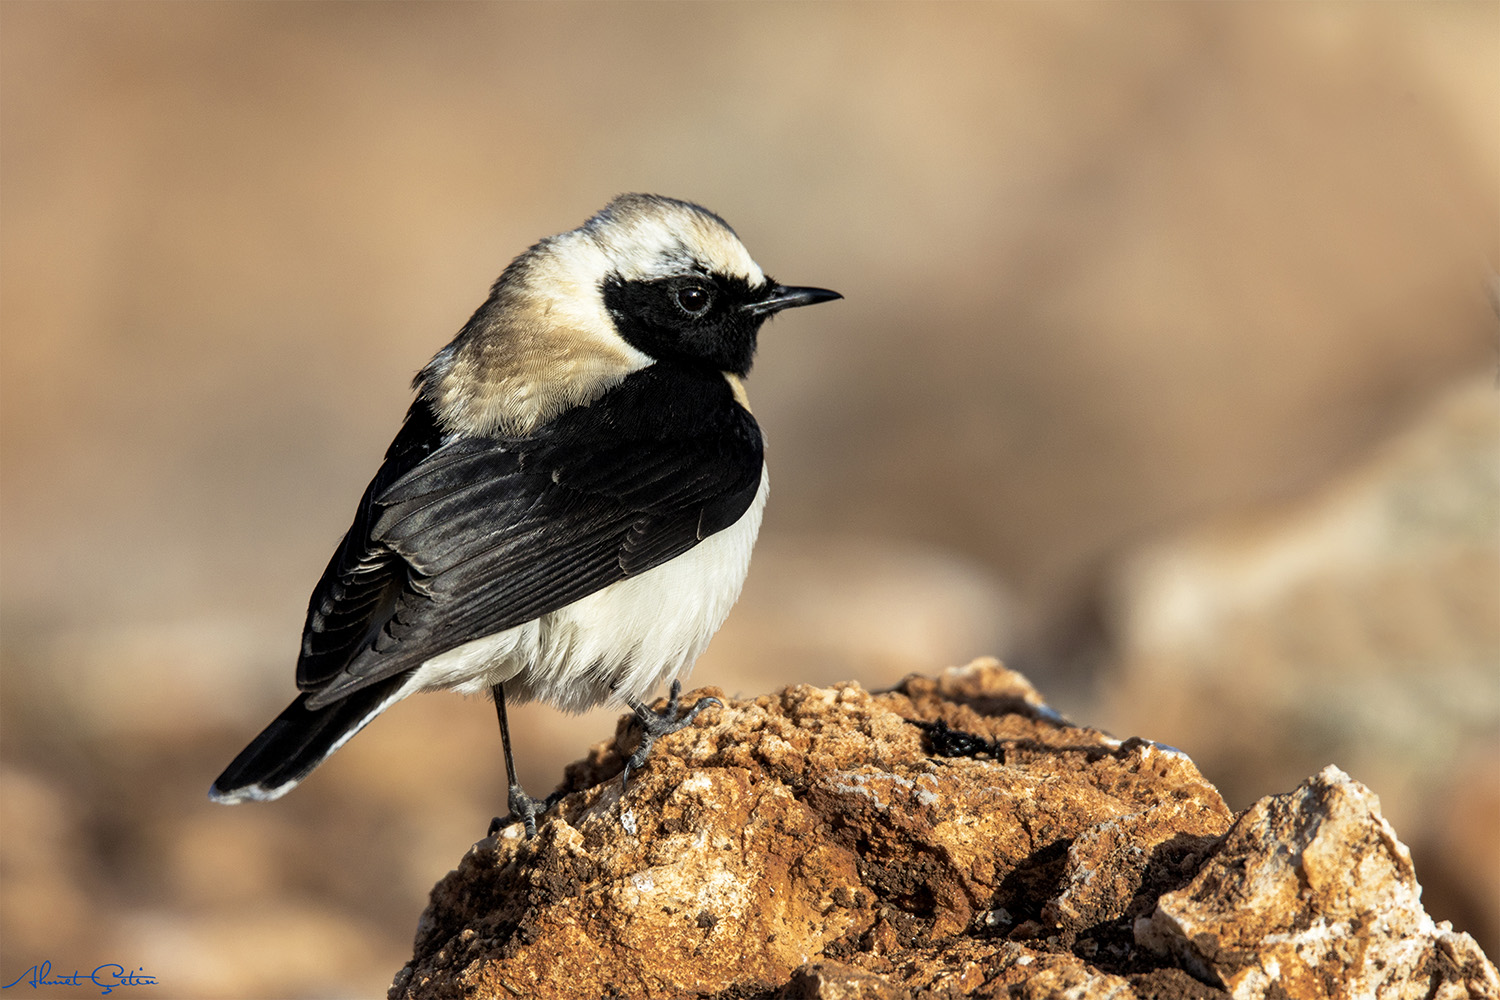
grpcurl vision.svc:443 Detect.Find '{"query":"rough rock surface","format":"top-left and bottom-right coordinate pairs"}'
top-left (390, 661), bottom-right (1495, 999)
top-left (1138, 766), bottom-right (1499, 1000)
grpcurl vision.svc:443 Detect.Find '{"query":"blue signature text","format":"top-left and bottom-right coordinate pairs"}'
top-left (3, 962), bottom-right (157, 996)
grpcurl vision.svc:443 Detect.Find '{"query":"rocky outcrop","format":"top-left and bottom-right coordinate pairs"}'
top-left (1096, 376), bottom-right (1500, 952)
top-left (1137, 766), bottom-right (1499, 1000)
top-left (390, 661), bottom-right (1496, 999)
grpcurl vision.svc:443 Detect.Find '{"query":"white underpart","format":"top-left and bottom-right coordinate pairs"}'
top-left (398, 465), bottom-right (768, 713)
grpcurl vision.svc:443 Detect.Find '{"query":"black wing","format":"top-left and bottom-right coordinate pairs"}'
top-left (296, 362), bottom-right (763, 709)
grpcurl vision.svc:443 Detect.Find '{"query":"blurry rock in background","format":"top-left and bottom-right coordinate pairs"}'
top-left (706, 536), bottom-right (1016, 694)
top-left (1094, 375), bottom-right (1500, 951)
top-left (1, 3), bottom-right (1495, 998)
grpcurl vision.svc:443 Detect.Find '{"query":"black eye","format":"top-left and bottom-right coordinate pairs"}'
top-left (674, 284), bottom-right (713, 316)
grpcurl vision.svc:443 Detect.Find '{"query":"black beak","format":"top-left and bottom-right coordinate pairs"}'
top-left (743, 284), bottom-right (843, 317)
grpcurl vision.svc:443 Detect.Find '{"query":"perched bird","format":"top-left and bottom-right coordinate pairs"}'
top-left (210, 194), bottom-right (840, 834)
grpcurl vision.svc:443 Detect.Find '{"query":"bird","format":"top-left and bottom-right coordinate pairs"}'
top-left (209, 194), bottom-right (841, 835)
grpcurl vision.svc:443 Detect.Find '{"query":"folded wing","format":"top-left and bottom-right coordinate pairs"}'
top-left (295, 364), bottom-right (763, 709)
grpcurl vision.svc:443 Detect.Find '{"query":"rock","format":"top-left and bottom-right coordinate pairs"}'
top-left (391, 659), bottom-right (1489, 999)
top-left (1095, 376), bottom-right (1500, 952)
top-left (1136, 766), bottom-right (1499, 1000)
top-left (392, 660), bottom-right (1235, 999)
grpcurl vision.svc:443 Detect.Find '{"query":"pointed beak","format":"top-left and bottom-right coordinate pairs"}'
top-left (743, 284), bottom-right (843, 317)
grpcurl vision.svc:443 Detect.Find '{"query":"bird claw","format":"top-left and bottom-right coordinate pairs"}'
top-left (489, 680), bottom-right (719, 840)
top-left (620, 680), bottom-right (721, 794)
top-left (488, 785), bottom-right (568, 839)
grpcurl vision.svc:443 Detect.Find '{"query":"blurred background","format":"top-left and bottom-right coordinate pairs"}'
top-left (2, 3), bottom-right (1496, 997)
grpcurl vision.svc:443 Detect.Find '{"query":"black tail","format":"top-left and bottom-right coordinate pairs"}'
top-left (209, 676), bottom-right (407, 804)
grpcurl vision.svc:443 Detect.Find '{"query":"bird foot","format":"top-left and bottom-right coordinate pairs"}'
top-left (487, 784), bottom-right (567, 839)
top-left (621, 680), bottom-right (721, 793)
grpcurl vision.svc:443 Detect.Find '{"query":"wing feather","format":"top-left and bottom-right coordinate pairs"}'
top-left (298, 363), bottom-right (762, 708)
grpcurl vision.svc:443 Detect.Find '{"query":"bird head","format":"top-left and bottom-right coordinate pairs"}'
top-left (420, 195), bottom-right (840, 437)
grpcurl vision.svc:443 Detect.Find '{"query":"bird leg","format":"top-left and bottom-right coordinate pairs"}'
top-left (620, 680), bottom-right (721, 794)
top-left (487, 682), bottom-right (560, 838)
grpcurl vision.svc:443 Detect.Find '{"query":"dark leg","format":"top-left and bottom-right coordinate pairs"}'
top-left (620, 680), bottom-right (721, 794)
top-left (487, 681), bottom-right (552, 838)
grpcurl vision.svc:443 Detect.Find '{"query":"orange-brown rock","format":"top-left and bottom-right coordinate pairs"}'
top-left (390, 661), bottom-right (1495, 999)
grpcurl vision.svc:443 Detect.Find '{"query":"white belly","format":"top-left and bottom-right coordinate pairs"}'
top-left (399, 465), bottom-right (767, 712)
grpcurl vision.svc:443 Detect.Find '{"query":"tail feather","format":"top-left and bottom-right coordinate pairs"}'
top-left (209, 676), bottom-right (408, 804)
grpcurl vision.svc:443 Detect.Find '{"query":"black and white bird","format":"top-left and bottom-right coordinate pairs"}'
top-left (209, 194), bottom-right (840, 834)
